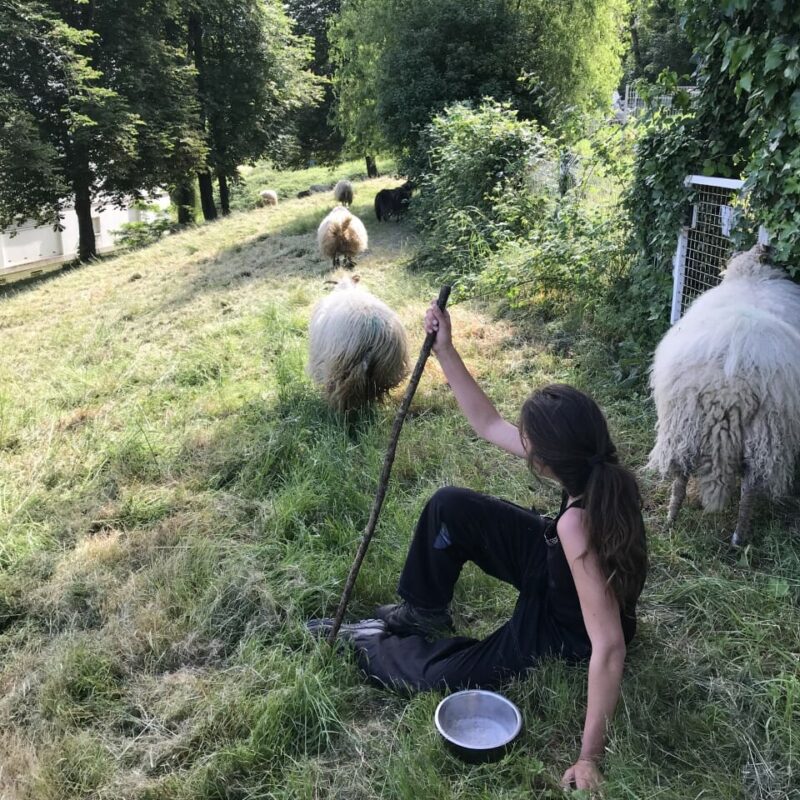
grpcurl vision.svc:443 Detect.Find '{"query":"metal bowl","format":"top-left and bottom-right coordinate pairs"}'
top-left (434, 690), bottom-right (523, 763)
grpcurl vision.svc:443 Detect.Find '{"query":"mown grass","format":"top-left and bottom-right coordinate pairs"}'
top-left (230, 155), bottom-right (398, 212)
top-left (0, 167), bottom-right (798, 800)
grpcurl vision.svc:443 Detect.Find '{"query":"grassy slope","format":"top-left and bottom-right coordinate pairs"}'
top-left (0, 167), bottom-right (798, 800)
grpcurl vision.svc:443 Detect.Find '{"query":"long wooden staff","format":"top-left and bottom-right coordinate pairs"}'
top-left (327, 285), bottom-right (452, 645)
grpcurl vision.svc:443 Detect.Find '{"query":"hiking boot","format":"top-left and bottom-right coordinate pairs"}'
top-left (374, 601), bottom-right (453, 638)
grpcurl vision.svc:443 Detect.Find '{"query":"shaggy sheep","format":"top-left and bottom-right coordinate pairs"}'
top-left (259, 189), bottom-right (278, 206)
top-left (648, 244), bottom-right (800, 545)
top-left (316, 206), bottom-right (368, 269)
top-left (308, 276), bottom-right (409, 412)
top-left (334, 180), bottom-right (354, 206)
top-left (375, 181), bottom-right (413, 221)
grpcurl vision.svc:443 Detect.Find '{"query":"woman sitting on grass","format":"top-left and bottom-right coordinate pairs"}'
top-left (311, 300), bottom-right (648, 790)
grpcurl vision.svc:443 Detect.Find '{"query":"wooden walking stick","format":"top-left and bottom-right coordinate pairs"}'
top-left (327, 285), bottom-right (452, 645)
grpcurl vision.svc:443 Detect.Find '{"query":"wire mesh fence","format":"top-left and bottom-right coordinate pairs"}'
top-left (670, 176), bottom-right (771, 324)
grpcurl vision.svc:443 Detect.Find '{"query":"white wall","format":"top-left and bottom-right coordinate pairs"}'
top-left (0, 194), bottom-right (170, 272)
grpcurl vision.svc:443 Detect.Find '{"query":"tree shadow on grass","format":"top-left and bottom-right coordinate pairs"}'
top-left (153, 205), bottom-right (418, 319)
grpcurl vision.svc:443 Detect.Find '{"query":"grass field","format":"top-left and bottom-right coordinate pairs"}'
top-left (0, 164), bottom-right (798, 800)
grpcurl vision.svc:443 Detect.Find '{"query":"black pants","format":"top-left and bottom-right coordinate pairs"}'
top-left (356, 487), bottom-right (591, 692)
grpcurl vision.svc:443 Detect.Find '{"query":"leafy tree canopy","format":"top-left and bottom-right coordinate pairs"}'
top-left (284, 0), bottom-right (343, 164)
top-left (330, 0), bottom-right (629, 155)
top-left (197, 0), bottom-right (323, 177)
top-left (0, 0), bottom-right (205, 258)
top-left (623, 0), bottom-right (694, 85)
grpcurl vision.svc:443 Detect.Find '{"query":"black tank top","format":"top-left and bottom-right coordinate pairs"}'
top-left (543, 493), bottom-right (637, 644)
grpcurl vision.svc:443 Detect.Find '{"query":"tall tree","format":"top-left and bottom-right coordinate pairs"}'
top-left (0, 0), bottom-right (205, 261)
top-left (184, 0), bottom-right (322, 219)
top-left (285, 0), bottom-right (344, 166)
top-left (328, 0), bottom-right (387, 172)
top-left (622, 0), bottom-right (694, 85)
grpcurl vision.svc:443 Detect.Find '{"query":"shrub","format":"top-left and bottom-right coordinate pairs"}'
top-left (409, 100), bottom-right (555, 281)
top-left (114, 202), bottom-right (175, 250)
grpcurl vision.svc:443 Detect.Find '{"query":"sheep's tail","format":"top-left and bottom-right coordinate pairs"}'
top-left (328, 355), bottom-right (369, 412)
top-left (329, 217), bottom-right (352, 250)
top-left (692, 390), bottom-right (751, 511)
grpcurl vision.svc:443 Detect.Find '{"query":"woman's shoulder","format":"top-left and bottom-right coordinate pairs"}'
top-left (555, 505), bottom-right (591, 556)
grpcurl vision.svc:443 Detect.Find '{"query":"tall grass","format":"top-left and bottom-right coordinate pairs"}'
top-left (0, 168), bottom-right (797, 799)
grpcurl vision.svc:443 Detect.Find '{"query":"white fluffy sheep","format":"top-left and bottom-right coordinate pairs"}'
top-left (317, 206), bottom-right (368, 269)
top-left (648, 244), bottom-right (800, 545)
top-left (259, 189), bottom-right (278, 206)
top-left (333, 180), bottom-right (354, 206)
top-left (308, 276), bottom-right (409, 412)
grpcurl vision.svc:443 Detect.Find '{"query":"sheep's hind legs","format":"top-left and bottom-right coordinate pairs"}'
top-left (731, 474), bottom-right (760, 547)
top-left (667, 474), bottom-right (688, 525)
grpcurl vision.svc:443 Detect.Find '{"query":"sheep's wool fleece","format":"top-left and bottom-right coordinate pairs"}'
top-left (308, 278), bottom-right (409, 411)
top-left (648, 247), bottom-right (800, 509)
top-left (316, 206), bottom-right (368, 260)
top-left (333, 180), bottom-right (353, 204)
top-left (260, 189), bottom-right (278, 205)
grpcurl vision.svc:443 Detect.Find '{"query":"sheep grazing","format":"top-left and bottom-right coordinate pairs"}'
top-left (308, 276), bottom-right (409, 412)
top-left (316, 206), bottom-right (368, 269)
top-left (375, 181), bottom-right (413, 222)
top-left (259, 189), bottom-right (278, 207)
top-left (333, 180), bottom-right (354, 206)
top-left (648, 244), bottom-right (800, 546)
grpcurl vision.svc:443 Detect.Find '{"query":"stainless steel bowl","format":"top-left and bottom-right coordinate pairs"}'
top-left (434, 690), bottom-right (523, 763)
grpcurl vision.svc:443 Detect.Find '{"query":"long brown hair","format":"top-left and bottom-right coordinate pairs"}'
top-left (520, 384), bottom-right (647, 608)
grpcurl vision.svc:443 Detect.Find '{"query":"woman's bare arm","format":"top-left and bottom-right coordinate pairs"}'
top-left (557, 508), bottom-right (627, 790)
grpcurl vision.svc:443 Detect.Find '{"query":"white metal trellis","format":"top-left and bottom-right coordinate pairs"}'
top-left (670, 175), bottom-right (770, 324)
top-left (620, 84), bottom-right (696, 121)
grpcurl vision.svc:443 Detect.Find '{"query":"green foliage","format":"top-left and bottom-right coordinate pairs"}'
top-left (681, 0), bottom-right (800, 270)
top-left (411, 101), bottom-right (669, 389)
top-left (0, 0), bottom-right (205, 259)
top-left (284, 0), bottom-right (345, 164)
top-left (328, 0), bottom-right (387, 157)
top-left (623, 0), bottom-right (694, 85)
top-left (114, 218), bottom-right (175, 251)
top-left (330, 0), bottom-right (630, 155)
top-left (411, 100), bottom-right (555, 280)
top-left (625, 110), bottom-right (701, 274)
top-left (515, 0), bottom-right (631, 131)
top-left (0, 1), bottom-right (102, 230)
top-left (194, 0), bottom-right (323, 178)
top-left (629, 2), bottom-right (800, 277)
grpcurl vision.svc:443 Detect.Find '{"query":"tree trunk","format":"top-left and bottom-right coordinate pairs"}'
top-left (629, 14), bottom-right (643, 74)
top-left (197, 170), bottom-right (217, 220)
top-left (189, 13), bottom-right (217, 221)
top-left (365, 155), bottom-right (378, 178)
top-left (172, 181), bottom-right (196, 226)
top-left (73, 177), bottom-right (96, 261)
top-left (218, 172), bottom-right (230, 216)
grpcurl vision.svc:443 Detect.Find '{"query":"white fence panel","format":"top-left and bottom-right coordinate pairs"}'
top-left (670, 175), bottom-right (769, 323)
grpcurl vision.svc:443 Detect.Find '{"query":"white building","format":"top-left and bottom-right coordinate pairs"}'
top-left (0, 194), bottom-right (170, 286)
